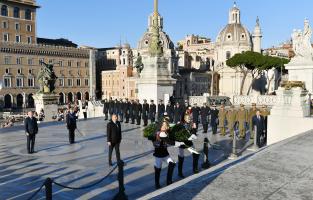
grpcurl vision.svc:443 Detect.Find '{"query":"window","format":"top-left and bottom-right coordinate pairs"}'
top-left (4, 56), bottom-right (10, 65)
top-left (28, 69), bottom-right (33, 74)
top-left (15, 35), bottom-right (21, 43)
top-left (14, 7), bottom-right (20, 18)
top-left (15, 23), bottom-right (20, 30)
top-left (77, 61), bottom-right (81, 67)
top-left (59, 60), bottom-right (63, 67)
top-left (68, 61), bottom-right (72, 67)
top-left (67, 79), bottom-right (73, 87)
top-left (4, 77), bottom-right (11, 87)
top-left (2, 21), bottom-right (8, 29)
top-left (25, 9), bottom-right (31, 20)
top-left (27, 58), bottom-right (34, 65)
top-left (28, 78), bottom-right (34, 87)
top-left (85, 62), bottom-right (88, 68)
top-left (85, 79), bottom-right (89, 86)
top-left (1, 5), bottom-right (8, 16)
top-left (26, 24), bottom-right (32, 32)
top-left (5, 68), bottom-right (10, 74)
top-left (3, 33), bottom-right (9, 42)
top-left (241, 33), bottom-right (246, 40)
top-left (39, 58), bottom-right (44, 65)
top-left (16, 57), bottom-right (22, 65)
top-left (226, 51), bottom-right (231, 60)
top-left (76, 79), bottom-right (81, 86)
top-left (59, 79), bottom-right (64, 87)
top-left (123, 58), bottom-right (126, 65)
top-left (27, 36), bottom-right (32, 44)
top-left (16, 77), bottom-right (23, 87)
top-left (49, 59), bottom-right (53, 64)
top-left (17, 68), bottom-right (22, 74)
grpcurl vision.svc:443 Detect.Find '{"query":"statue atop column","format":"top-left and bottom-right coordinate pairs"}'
top-left (291, 19), bottom-right (313, 63)
top-left (149, 0), bottom-right (163, 56)
top-left (37, 61), bottom-right (58, 94)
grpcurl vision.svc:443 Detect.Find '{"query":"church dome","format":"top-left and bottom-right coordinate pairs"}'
top-left (216, 23), bottom-right (252, 46)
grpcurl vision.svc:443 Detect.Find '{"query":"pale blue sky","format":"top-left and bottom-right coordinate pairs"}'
top-left (36, 0), bottom-right (313, 49)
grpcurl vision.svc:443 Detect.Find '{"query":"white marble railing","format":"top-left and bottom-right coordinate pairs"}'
top-left (233, 95), bottom-right (278, 106)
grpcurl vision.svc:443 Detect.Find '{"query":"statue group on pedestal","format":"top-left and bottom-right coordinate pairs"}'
top-left (37, 62), bottom-right (58, 94)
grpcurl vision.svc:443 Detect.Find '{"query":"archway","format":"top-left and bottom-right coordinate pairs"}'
top-left (68, 92), bottom-right (73, 103)
top-left (16, 94), bottom-right (23, 108)
top-left (4, 94), bottom-right (12, 108)
top-left (59, 93), bottom-right (64, 105)
top-left (76, 92), bottom-right (82, 101)
top-left (84, 92), bottom-right (89, 101)
top-left (28, 94), bottom-right (34, 108)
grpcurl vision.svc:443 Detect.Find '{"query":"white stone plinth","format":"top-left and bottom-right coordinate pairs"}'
top-left (137, 55), bottom-right (176, 105)
top-left (33, 93), bottom-right (59, 122)
top-left (286, 63), bottom-right (313, 94)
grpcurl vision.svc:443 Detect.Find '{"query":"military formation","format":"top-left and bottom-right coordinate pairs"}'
top-left (102, 98), bottom-right (270, 142)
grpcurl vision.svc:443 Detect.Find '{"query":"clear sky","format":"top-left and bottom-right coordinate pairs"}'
top-left (36, 0), bottom-right (313, 49)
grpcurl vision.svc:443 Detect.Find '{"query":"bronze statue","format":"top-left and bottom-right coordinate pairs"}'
top-left (135, 55), bottom-right (144, 74)
top-left (37, 61), bottom-right (58, 93)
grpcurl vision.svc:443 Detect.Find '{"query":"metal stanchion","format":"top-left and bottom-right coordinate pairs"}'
top-left (248, 125), bottom-right (259, 151)
top-left (228, 128), bottom-right (238, 160)
top-left (113, 160), bottom-right (128, 200)
top-left (45, 178), bottom-right (53, 200)
top-left (202, 137), bottom-right (211, 169)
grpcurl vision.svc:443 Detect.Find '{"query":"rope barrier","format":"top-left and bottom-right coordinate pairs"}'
top-left (26, 180), bottom-right (46, 200)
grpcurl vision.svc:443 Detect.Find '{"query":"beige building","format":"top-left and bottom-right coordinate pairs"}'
top-left (0, 0), bottom-right (94, 109)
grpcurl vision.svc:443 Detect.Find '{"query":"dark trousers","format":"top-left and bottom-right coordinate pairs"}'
top-left (27, 134), bottom-right (36, 154)
top-left (108, 143), bottom-right (121, 164)
top-left (212, 125), bottom-right (217, 135)
top-left (202, 123), bottom-right (208, 133)
top-left (125, 114), bottom-right (129, 123)
top-left (83, 112), bottom-right (87, 119)
top-left (136, 116), bottom-right (141, 125)
top-left (119, 113), bottom-right (124, 122)
top-left (131, 115), bottom-right (135, 124)
top-left (69, 128), bottom-right (75, 144)
top-left (143, 118), bottom-right (148, 126)
top-left (104, 112), bottom-right (108, 120)
top-left (150, 117), bottom-right (155, 123)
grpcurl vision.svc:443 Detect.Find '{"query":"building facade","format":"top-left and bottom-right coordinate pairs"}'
top-left (0, 0), bottom-right (95, 109)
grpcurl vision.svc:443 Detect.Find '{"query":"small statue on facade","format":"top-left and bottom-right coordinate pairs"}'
top-left (37, 61), bottom-right (58, 94)
top-left (135, 55), bottom-right (144, 74)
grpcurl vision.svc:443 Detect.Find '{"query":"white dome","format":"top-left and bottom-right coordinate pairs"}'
top-left (216, 23), bottom-right (252, 47)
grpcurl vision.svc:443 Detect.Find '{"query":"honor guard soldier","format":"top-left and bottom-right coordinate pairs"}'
top-left (149, 100), bottom-right (156, 123)
top-left (130, 100), bottom-right (135, 124)
top-left (192, 103), bottom-right (201, 129)
top-left (174, 102), bottom-right (183, 124)
top-left (248, 103), bottom-right (258, 139)
top-left (218, 105), bottom-right (227, 136)
top-left (103, 99), bottom-right (109, 120)
top-left (165, 101), bottom-right (174, 123)
top-left (260, 105), bottom-right (270, 143)
top-left (113, 99), bottom-right (118, 117)
top-left (226, 105), bottom-right (237, 137)
top-left (66, 108), bottom-right (78, 144)
top-left (108, 97), bottom-right (114, 119)
top-left (142, 99), bottom-right (149, 126)
top-left (210, 105), bottom-right (219, 135)
top-left (124, 99), bottom-right (130, 123)
top-left (117, 99), bottom-right (123, 122)
top-left (157, 100), bottom-right (165, 121)
top-left (200, 103), bottom-right (210, 133)
top-left (237, 104), bottom-right (248, 139)
top-left (135, 99), bottom-right (142, 125)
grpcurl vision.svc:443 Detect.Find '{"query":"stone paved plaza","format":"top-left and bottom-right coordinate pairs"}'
top-left (0, 117), bottom-right (253, 200)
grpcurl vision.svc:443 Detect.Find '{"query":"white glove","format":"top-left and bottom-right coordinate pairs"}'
top-left (188, 134), bottom-right (197, 141)
top-left (175, 141), bottom-right (185, 147)
top-left (159, 131), bottom-right (167, 138)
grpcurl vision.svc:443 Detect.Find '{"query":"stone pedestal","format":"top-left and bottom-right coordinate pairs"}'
top-left (286, 62), bottom-right (313, 94)
top-left (137, 55), bottom-right (176, 106)
top-left (33, 93), bottom-right (59, 122)
top-left (268, 87), bottom-right (312, 145)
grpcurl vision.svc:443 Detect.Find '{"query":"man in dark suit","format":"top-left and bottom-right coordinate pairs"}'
top-left (103, 99), bottom-right (109, 120)
top-left (157, 100), bottom-right (165, 121)
top-left (210, 105), bottom-right (219, 135)
top-left (149, 100), bottom-right (156, 123)
top-left (174, 102), bottom-right (183, 124)
top-left (107, 114), bottom-right (122, 166)
top-left (252, 110), bottom-right (266, 147)
top-left (200, 103), bottom-right (210, 133)
top-left (166, 101), bottom-right (174, 123)
top-left (135, 99), bottom-right (142, 125)
top-left (142, 99), bottom-right (149, 126)
top-left (123, 98), bottom-right (130, 123)
top-left (192, 103), bottom-right (201, 129)
top-left (108, 97), bottom-right (114, 119)
top-left (66, 108), bottom-right (78, 144)
top-left (130, 100), bottom-right (135, 124)
top-left (24, 111), bottom-right (38, 154)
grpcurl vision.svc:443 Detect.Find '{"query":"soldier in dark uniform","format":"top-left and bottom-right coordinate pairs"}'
top-left (142, 99), bottom-right (149, 126)
top-left (200, 103), bottom-right (210, 133)
top-left (117, 99), bottom-right (123, 122)
top-left (24, 111), bottom-right (38, 154)
top-left (166, 101), bottom-right (174, 123)
top-left (157, 100), bottom-right (165, 121)
top-left (149, 100), bottom-right (156, 123)
top-left (103, 99), bottom-right (109, 120)
top-left (174, 102), bottom-right (183, 124)
top-left (123, 98), bottom-right (129, 123)
top-left (210, 105), bottom-right (219, 135)
top-left (135, 99), bottom-right (142, 125)
top-left (66, 108), bottom-right (78, 144)
top-left (108, 97), bottom-right (114, 119)
top-left (130, 100), bottom-right (135, 124)
top-left (191, 103), bottom-right (201, 129)
top-left (113, 99), bottom-right (118, 116)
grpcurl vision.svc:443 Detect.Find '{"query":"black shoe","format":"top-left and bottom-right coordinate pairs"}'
top-left (167, 162), bottom-right (176, 185)
top-left (154, 167), bottom-right (161, 189)
top-left (178, 156), bottom-right (185, 178)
